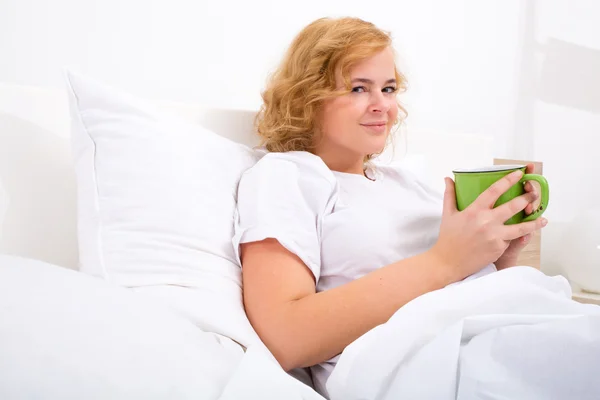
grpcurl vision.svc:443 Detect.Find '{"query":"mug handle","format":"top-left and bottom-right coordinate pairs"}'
top-left (521, 174), bottom-right (550, 222)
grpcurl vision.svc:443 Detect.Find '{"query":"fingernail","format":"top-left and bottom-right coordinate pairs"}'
top-left (541, 218), bottom-right (548, 227)
top-left (512, 170), bottom-right (524, 179)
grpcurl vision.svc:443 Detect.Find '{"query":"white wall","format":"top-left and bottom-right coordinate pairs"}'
top-left (0, 0), bottom-right (522, 149)
top-left (1, 0), bottom-right (599, 275)
top-left (524, 0), bottom-right (600, 276)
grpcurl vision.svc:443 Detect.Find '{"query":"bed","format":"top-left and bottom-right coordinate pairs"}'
top-left (3, 70), bottom-right (587, 400)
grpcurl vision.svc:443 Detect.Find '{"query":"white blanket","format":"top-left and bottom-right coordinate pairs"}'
top-left (4, 255), bottom-right (599, 399)
top-left (218, 344), bottom-right (325, 400)
top-left (0, 254), bottom-right (324, 400)
top-left (327, 267), bottom-right (600, 400)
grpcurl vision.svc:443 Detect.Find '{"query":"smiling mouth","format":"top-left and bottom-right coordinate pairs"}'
top-left (360, 123), bottom-right (387, 133)
top-left (360, 122), bottom-right (387, 127)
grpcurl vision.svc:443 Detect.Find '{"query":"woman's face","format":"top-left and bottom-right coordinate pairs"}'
top-left (317, 47), bottom-right (399, 170)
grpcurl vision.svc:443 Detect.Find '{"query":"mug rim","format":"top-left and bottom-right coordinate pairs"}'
top-left (452, 164), bottom-right (526, 174)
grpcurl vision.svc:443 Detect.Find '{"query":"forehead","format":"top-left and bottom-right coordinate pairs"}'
top-left (349, 47), bottom-right (396, 77)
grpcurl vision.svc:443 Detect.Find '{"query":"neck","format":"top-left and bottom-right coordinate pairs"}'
top-left (315, 148), bottom-right (365, 175)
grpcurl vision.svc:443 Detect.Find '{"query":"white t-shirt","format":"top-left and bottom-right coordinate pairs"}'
top-left (232, 151), bottom-right (450, 396)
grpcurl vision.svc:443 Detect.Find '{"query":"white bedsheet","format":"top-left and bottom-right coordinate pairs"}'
top-left (5, 254), bottom-right (600, 400)
top-left (218, 344), bottom-right (325, 400)
top-left (0, 254), bottom-right (323, 399)
top-left (327, 266), bottom-right (600, 400)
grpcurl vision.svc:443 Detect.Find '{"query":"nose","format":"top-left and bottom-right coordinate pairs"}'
top-left (369, 90), bottom-right (390, 114)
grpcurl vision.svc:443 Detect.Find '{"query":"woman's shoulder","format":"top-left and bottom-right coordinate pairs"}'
top-left (245, 150), bottom-right (337, 187)
top-left (253, 150), bottom-right (329, 170)
top-left (236, 151), bottom-right (339, 219)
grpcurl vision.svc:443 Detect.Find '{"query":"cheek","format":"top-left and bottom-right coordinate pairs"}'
top-left (323, 99), bottom-right (358, 134)
top-left (389, 101), bottom-right (399, 120)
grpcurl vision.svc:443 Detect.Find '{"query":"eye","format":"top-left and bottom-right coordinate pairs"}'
top-left (351, 86), bottom-right (366, 93)
top-left (383, 86), bottom-right (398, 94)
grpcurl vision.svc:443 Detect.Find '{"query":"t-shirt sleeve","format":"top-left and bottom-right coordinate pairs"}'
top-left (232, 152), bottom-right (337, 282)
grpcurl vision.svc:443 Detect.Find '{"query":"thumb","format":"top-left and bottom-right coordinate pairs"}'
top-left (442, 177), bottom-right (458, 215)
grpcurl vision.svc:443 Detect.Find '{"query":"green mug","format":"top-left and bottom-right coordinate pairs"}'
top-left (452, 165), bottom-right (549, 225)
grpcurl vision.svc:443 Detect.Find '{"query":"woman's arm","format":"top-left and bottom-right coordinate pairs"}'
top-left (241, 170), bottom-right (546, 371)
top-left (241, 239), bottom-right (454, 371)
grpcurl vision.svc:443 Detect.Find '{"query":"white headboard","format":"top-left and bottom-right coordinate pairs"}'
top-left (0, 82), bottom-right (493, 269)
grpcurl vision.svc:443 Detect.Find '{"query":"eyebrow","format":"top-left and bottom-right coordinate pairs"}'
top-left (351, 78), bottom-right (397, 85)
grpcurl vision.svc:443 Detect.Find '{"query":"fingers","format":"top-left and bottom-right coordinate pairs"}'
top-left (493, 191), bottom-right (538, 222)
top-left (525, 163), bottom-right (534, 174)
top-left (474, 170), bottom-right (524, 209)
top-left (502, 217), bottom-right (548, 241)
top-left (442, 178), bottom-right (457, 215)
top-left (524, 181), bottom-right (541, 213)
top-left (525, 203), bottom-right (534, 215)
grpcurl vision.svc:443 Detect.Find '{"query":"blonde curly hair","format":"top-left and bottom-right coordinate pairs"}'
top-left (256, 17), bottom-right (407, 160)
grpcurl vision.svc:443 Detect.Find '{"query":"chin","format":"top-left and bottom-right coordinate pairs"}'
top-left (363, 139), bottom-right (387, 156)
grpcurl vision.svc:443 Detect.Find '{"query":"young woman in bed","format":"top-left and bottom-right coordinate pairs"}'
top-left (233, 17), bottom-right (546, 396)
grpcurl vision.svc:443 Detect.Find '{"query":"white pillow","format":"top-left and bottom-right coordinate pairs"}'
top-left (0, 255), bottom-right (244, 399)
top-left (65, 70), bottom-right (260, 346)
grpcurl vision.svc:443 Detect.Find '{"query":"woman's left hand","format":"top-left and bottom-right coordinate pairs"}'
top-left (494, 163), bottom-right (544, 270)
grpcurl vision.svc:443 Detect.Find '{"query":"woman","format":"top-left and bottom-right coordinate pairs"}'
top-left (232, 17), bottom-right (546, 396)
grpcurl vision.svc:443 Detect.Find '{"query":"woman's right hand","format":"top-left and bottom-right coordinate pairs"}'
top-left (431, 169), bottom-right (547, 282)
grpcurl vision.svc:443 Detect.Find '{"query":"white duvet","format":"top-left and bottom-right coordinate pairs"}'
top-left (327, 266), bottom-right (600, 400)
top-left (3, 255), bottom-right (600, 400)
top-left (0, 254), bottom-right (325, 400)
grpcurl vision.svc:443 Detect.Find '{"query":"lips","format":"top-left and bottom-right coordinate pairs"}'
top-left (360, 121), bottom-right (387, 127)
top-left (360, 122), bottom-right (387, 134)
